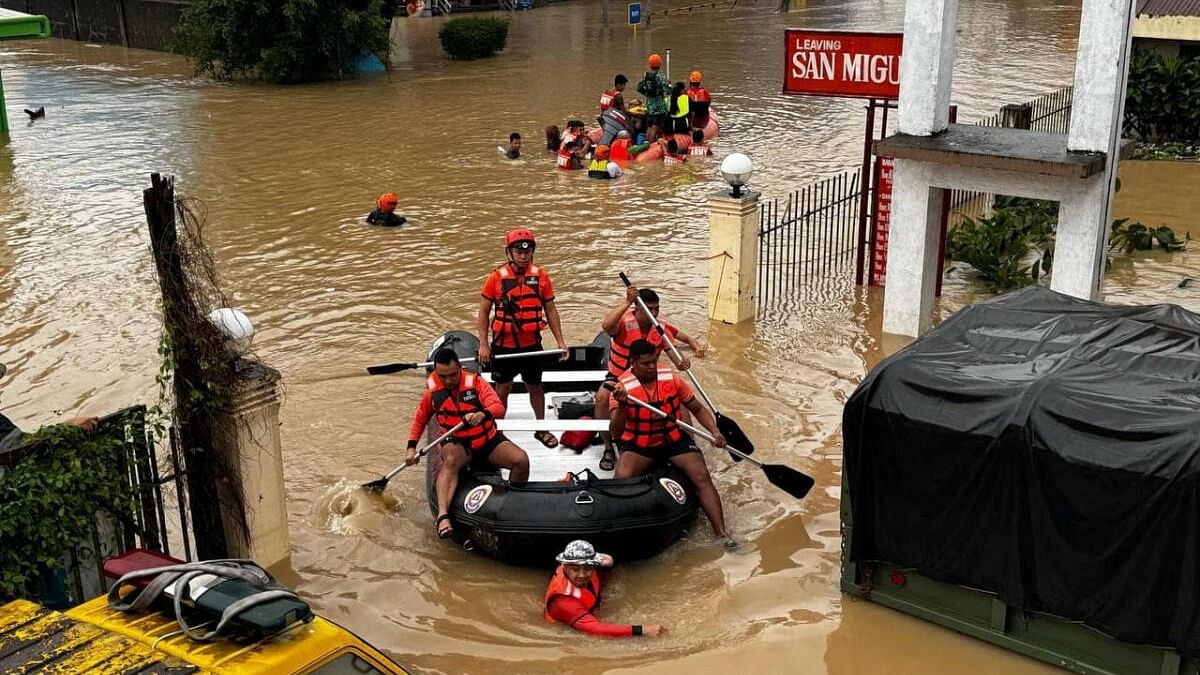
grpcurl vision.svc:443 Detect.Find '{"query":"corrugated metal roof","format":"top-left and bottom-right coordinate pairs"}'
top-left (1137, 0), bottom-right (1200, 18)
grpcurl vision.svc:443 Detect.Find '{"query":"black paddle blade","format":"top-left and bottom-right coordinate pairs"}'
top-left (361, 477), bottom-right (389, 493)
top-left (762, 463), bottom-right (815, 500)
top-left (366, 362), bottom-right (417, 376)
top-left (716, 413), bottom-right (754, 462)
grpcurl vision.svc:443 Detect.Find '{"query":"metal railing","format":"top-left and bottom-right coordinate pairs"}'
top-left (757, 170), bottom-right (861, 311)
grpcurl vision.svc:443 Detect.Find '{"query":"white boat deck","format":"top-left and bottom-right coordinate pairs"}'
top-left (486, 369), bottom-right (614, 483)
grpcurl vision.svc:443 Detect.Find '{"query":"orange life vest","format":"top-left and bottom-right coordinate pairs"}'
top-left (426, 371), bottom-right (498, 450)
top-left (557, 131), bottom-right (578, 170)
top-left (543, 565), bottom-right (603, 622)
top-left (599, 89), bottom-right (620, 112)
top-left (607, 308), bottom-right (670, 377)
top-left (618, 365), bottom-right (685, 448)
top-left (688, 144), bottom-right (712, 157)
top-left (490, 263), bottom-right (548, 348)
top-left (611, 139), bottom-right (631, 165)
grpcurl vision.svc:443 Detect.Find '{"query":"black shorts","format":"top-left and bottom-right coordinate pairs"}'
top-left (649, 113), bottom-right (670, 132)
top-left (443, 432), bottom-right (509, 468)
top-left (490, 342), bottom-right (545, 385)
top-left (618, 435), bottom-right (701, 460)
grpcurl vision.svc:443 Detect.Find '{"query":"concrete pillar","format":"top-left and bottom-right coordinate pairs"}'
top-left (897, 0), bottom-right (958, 136)
top-left (882, 160), bottom-right (945, 336)
top-left (707, 190), bottom-right (759, 324)
top-left (1051, 175), bottom-right (1109, 300)
top-left (213, 360), bottom-right (290, 569)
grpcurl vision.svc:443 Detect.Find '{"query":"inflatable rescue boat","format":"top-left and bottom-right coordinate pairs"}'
top-left (424, 330), bottom-right (700, 567)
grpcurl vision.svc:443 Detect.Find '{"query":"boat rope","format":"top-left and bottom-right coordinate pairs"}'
top-left (107, 559), bottom-right (308, 642)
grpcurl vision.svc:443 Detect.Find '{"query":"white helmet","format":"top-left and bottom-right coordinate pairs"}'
top-left (556, 539), bottom-right (603, 566)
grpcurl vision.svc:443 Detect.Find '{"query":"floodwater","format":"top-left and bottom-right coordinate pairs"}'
top-left (3, 0), bottom-right (1194, 672)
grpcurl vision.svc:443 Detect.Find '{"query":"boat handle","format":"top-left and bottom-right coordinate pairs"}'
top-left (574, 491), bottom-right (595, 505)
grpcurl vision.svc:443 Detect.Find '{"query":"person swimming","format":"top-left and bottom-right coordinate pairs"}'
top-left (366, 192), bottom-right (407, 227)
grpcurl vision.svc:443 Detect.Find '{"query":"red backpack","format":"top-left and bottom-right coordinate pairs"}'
top-left (561, 416), bottom-right (599, 451)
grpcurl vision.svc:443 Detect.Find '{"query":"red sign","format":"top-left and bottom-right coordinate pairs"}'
top-left (784, 29), bottom-right (902, 99)
top-left (870, 156), bottom-right (894, 287)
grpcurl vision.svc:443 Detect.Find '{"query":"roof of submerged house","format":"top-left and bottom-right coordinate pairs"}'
top-left (1137, 0), bottom-right (1200, 18)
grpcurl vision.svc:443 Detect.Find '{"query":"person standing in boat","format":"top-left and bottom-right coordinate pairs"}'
top-left (544, 539), bottom-right (667, 638)
top-left (405, 348), bottom-right (530, 539)
top-left (686, 71), bottom-right (712, 131)
top-left (477, 228), bottom-right (569, 449)
top-left (636, 54), bottom-right (671, 142)
top-left (610, 339), bottom-right (736, 548)
top-left (594, 286), bottom-right (704, 471)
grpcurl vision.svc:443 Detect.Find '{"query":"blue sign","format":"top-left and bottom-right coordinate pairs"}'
top-left (628, 3), bottom-right (642, 25)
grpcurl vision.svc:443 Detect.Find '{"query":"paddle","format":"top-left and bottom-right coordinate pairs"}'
top-left (604, 383), bottom-right (814, 500)
top-left (367, 348), bottom-right (565, 376)
top-left (618, 272), bottom-right (755, 461)
top-left (361, 422), bottom-right (465, 493)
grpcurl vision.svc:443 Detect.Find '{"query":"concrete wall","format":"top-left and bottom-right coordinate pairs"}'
top-left (1134, 15), bottom-right (1200, 42)
top-left (0, 0), bottom-right (186, 51)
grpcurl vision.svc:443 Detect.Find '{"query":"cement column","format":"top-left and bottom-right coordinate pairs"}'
top-left (897, 0), bottom-right (959, 135)
top-left (707, 191), bottom-right (759, 324)
top-left (882, 160), bottom-right (944, 336)
top-left (213, 360), bottom-right (291, 569)
top-left (1057, 0), bottom-right (1135, 300)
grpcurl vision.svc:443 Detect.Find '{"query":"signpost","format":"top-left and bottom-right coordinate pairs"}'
top-left (783, 29), bottom-right (902, 99)
top-left (870, 157), bottom-right (894, 286)
top-left (628, 2), bottom-right (641, 33)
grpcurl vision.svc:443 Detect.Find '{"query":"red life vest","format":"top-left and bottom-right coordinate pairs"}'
top-left (557, 131), bottom-right (578, 169)
top-left (543, 564), bottom-right (603, 622)
top-left (687, 87), bottom-right (712, 126)
top-left (608, 308), bottom-right (671, 377)
top-left (491, 263), bottom-right (548, 348)
top-left (599, 89), bottom-right (620, 112)
top-left (611, 139), bottom-right (631, 165)
top-left (688, 144), bottom-right (711, 157)
top-left (663, 152), bottom-right (686, 165)
top-left (617, 365), bottom-right (685, 449)
top-left (426, 371), bottom-right (498, 451)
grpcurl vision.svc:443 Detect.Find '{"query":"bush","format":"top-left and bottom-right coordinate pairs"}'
top-left (946, 196), bottom-right (1058, 290)
top-left (174, 0), bottom-right (391, 84)
top-left (438, 17), bottom-right (510, 60)
top-left (1124, 47), bottom-right (1200, 144)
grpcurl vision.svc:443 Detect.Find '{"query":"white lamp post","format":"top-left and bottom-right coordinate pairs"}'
top-left (719, 152), bottom-right (753, 198)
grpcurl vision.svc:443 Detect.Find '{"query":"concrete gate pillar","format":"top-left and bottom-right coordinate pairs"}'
top-left (707, 190), bottom-right (760, 324)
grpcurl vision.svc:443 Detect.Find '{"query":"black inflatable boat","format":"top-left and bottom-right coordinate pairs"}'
top-left (423, 330), bottom-right (699, 566)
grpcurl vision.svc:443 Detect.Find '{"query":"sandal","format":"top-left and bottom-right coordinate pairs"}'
top-left (534, 430), bottom-right (559, 448)
top-left (599, 447), bottom-right (617, 472)
top-left (436, 514), bottom-right (455, 539)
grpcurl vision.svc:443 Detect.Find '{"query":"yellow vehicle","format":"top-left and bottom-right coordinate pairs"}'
top-left (0, 588), bottom-right (409, 674)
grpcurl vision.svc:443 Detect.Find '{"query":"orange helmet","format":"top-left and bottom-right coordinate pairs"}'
top-left (595, 144), bottom-right (611, 160)
top-left (648, 54), bottom-right (663, 69)
top-left (505, 228), bottom-right (536, 250)
top-left (690, 70), bottom-right (703, 83)
top-left (376, 192), bottom-right (399, 210)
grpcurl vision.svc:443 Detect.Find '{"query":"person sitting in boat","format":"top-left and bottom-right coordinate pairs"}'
top-left (477, 228), bottom-right (569, 449)
top-left (544, 539), bottom-right (667, 638)
top-left (625, 98), bottom-right (649, 144)
top-left (663, 138), bottom-right (688, 165)
top-left (688, 129), bottom-right (712, 157)
top-left (504, 132), bottom-right (522, 160)
top-left (686, 70), bottom-right (712, 130)
top-left (599, 74), bottom-right (627, 114)
top-left (610, 339), bottom-right (736, 548)
top-left (405, 348), bottom-right (530, 539)
top-left (599, 97), bottom-right (633, 147)
top-left (587, 145), bottom-right (623, 180)
top-left (365, 192), bottom-right (407, 227)
top-left (594, 286), bottom-right (703, 471)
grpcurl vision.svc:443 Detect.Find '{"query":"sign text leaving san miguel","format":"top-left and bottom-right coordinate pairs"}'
top-left (783, 30), bottom-right (903, 99)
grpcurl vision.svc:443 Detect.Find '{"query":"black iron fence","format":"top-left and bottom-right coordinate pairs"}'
top-left (757, 170), bottom-right (861, 311)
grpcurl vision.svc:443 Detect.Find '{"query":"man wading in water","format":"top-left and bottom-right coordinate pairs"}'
top-left (544, 539), bottom-right (667, 638)
top-left (477, 228), bottom-right (569, 449)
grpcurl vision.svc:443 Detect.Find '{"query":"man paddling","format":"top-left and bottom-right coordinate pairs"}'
top-left (477, 228), bottom-right (569, 449)
top-left (610, 339), bottom-right (736, 549)
top-left (405, 348), bottom-right (530, 539)
top-left (544, 539), bottom-right (667, 638)
top-left (594, 286), bottom-right (705, 471)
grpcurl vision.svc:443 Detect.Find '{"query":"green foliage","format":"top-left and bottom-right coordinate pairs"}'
top-left (1124, 47), bottom-right (1200, 144)
top-left (1109, 219), bottom-right (1190, 254)
top-left (438, 17), bottom-right (510, 60)
top-left (0, 418), bottom-right (137, 599)
top-left (947, 197), bottom-right (1058, 290)
top-left (173, 0), bottom-right (391, 83)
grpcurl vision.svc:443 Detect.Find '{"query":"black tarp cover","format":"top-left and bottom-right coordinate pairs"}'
top-left (844, 286), bottom-right (1200, 652)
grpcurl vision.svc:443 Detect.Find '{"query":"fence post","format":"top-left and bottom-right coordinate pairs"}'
top-left (212, 361), bottom-right (291, 570)
top-left (999, 103), bottom-right (1032, 130)
top-left (707, 189), bottom-right (760, 324)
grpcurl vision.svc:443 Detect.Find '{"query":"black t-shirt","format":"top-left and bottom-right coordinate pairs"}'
top-left (366, 209), bottom-right (407, 227)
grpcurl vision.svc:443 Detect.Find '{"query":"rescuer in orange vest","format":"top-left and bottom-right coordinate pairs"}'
top-left (544, 539), bottom-right (667, 638)
top-left (610, 339), bottom-right (735, 548)
top-left (405, 348), bottom-right (530, 539)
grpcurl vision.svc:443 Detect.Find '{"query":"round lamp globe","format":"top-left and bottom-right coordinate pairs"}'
top-left (208, 307), bottom-right (254, 354)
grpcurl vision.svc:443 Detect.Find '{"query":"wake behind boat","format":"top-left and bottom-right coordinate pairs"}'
top-left (423, 331), bottom-right (700, 566)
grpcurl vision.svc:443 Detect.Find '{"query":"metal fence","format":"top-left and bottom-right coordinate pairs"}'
top-left (757, 170), bottom-right (861, 311)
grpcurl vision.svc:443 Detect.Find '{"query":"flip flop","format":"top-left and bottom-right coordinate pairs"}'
top-left (534, 430), bottom-right (559, 448)
top-left (436, 514), bottom-right (454, 539)
top-left (599, 447), bottom-right (617, 472)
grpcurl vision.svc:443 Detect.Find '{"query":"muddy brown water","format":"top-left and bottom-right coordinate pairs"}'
top-left (3, 0), bottom-right (1195, 672)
